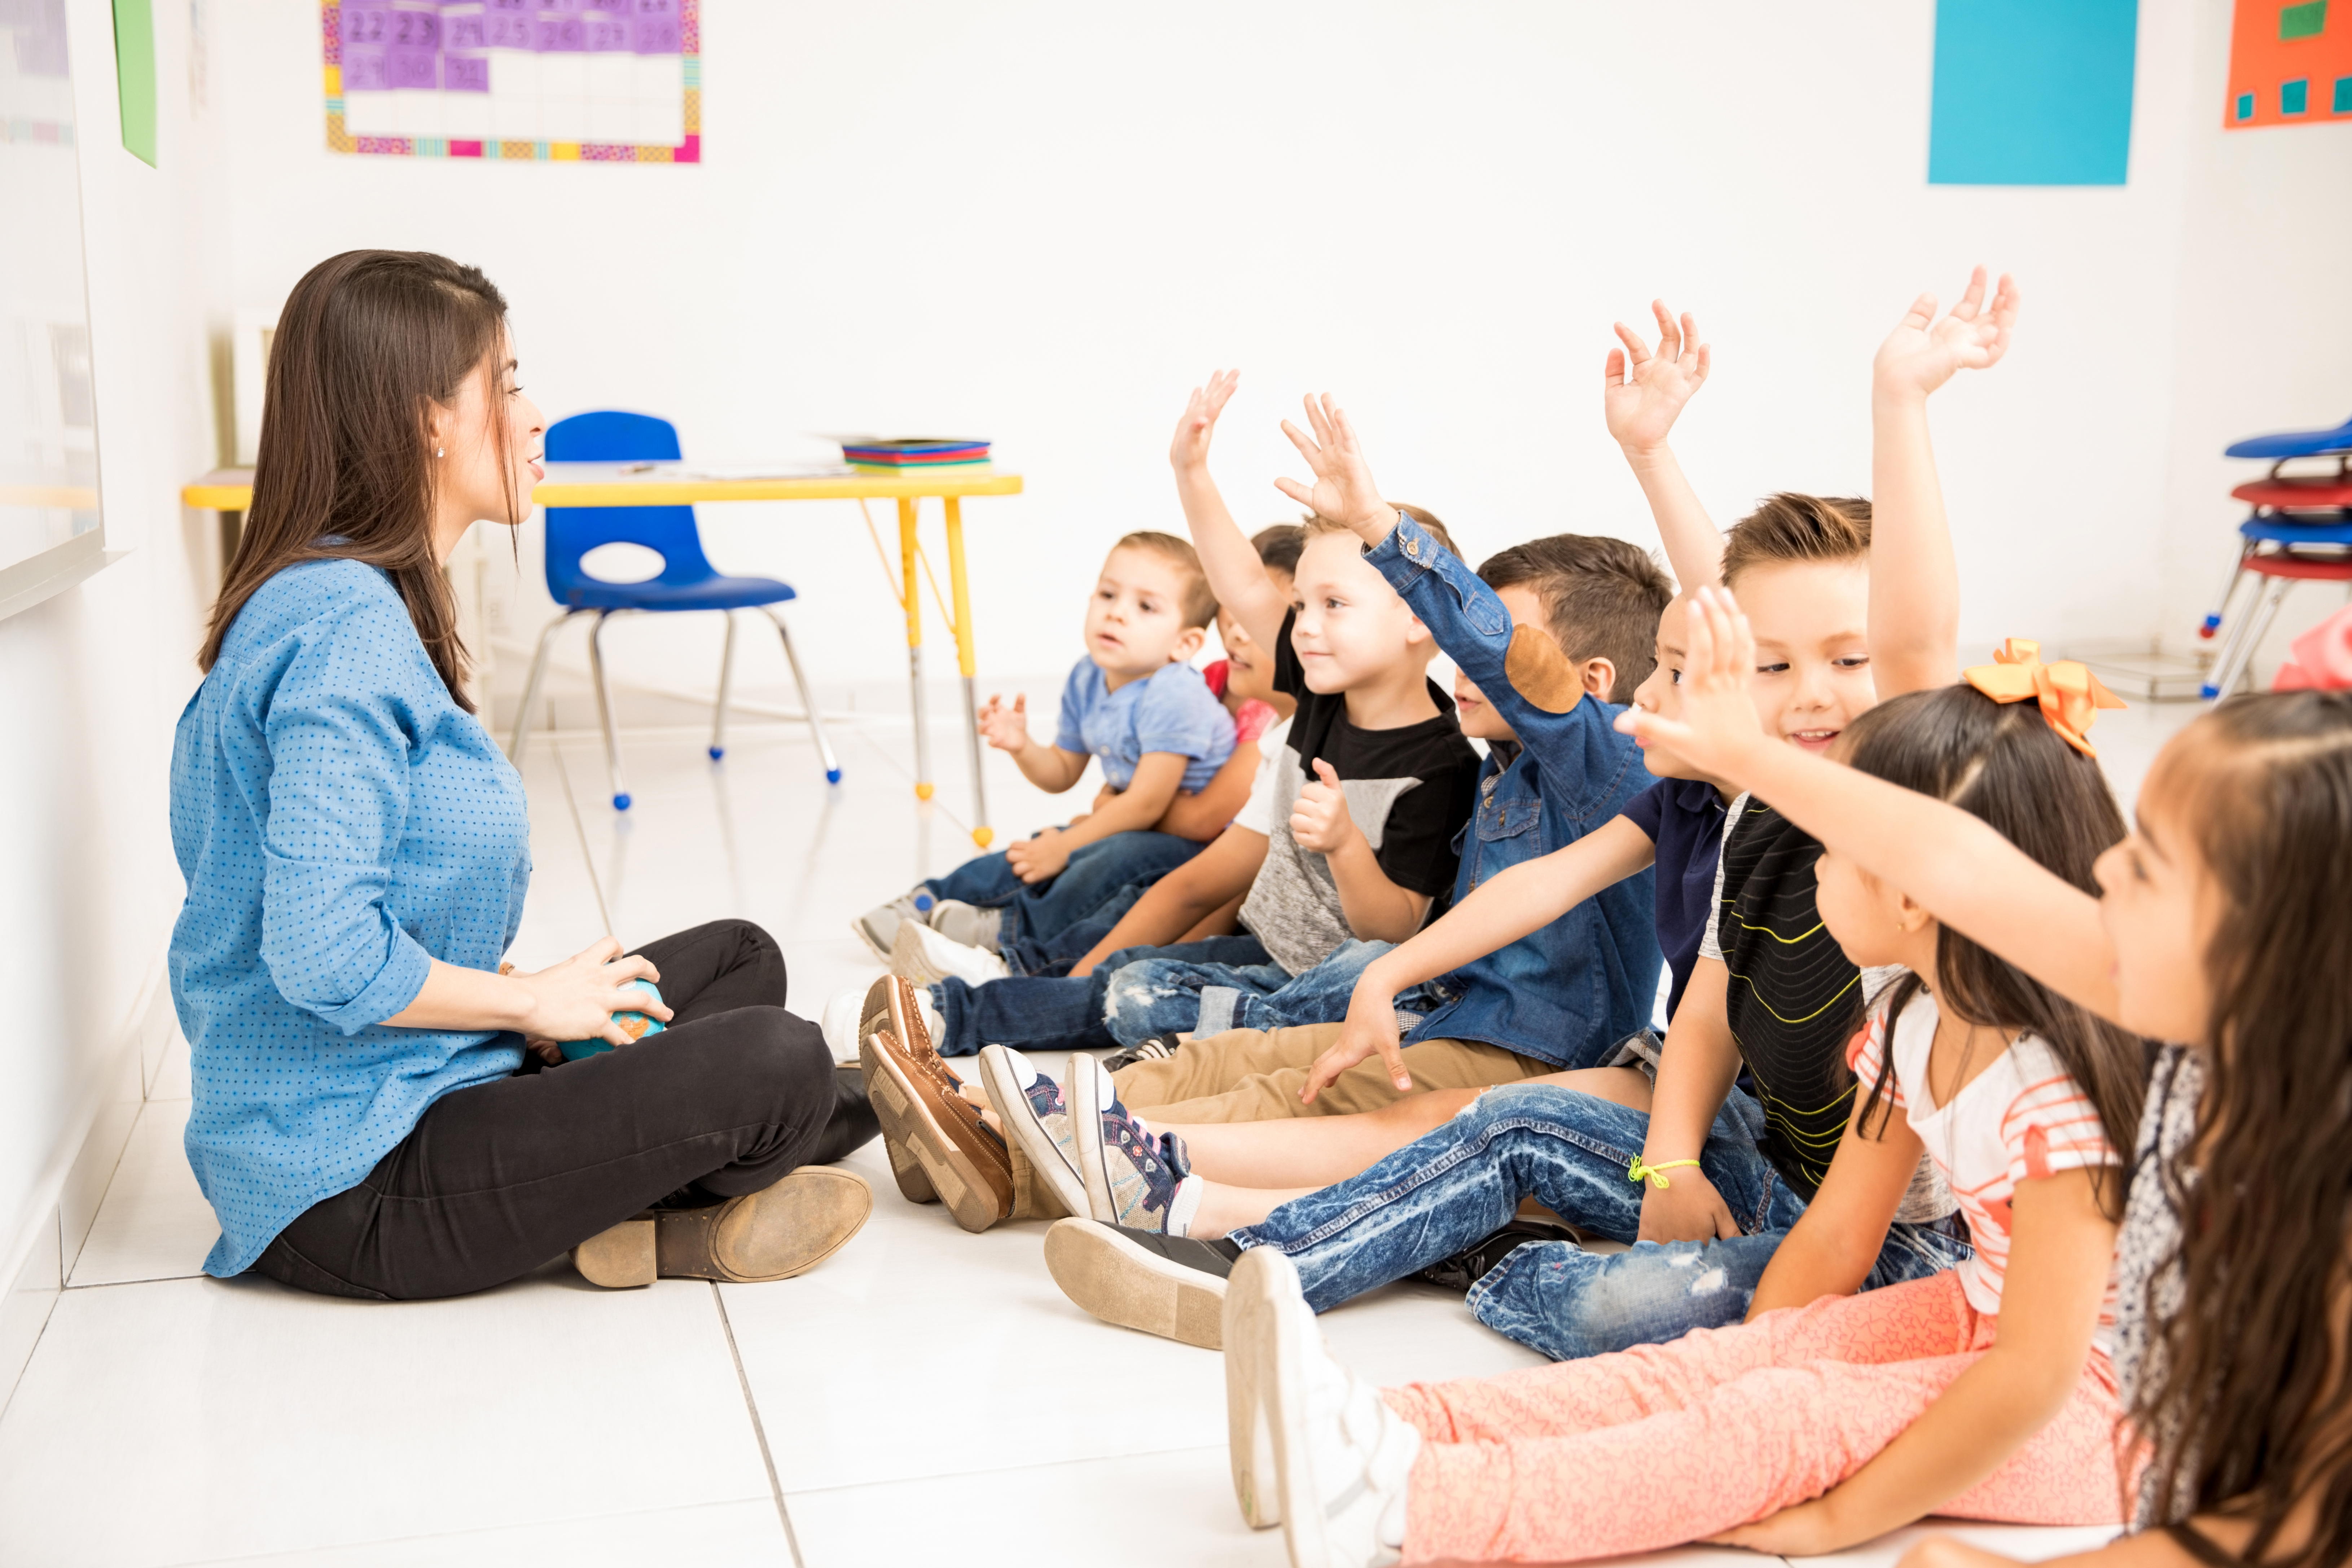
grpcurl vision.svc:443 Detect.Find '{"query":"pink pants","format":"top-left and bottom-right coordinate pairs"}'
top-left (1386, 1272), bottom-right (2132, 1564)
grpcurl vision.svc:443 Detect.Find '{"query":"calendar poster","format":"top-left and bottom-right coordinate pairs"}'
top-left (323, 0), bottom-right (699, 162)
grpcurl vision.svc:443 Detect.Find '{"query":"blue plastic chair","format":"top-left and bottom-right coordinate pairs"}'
top-left (508, 410), bottom-right (839, 809)
top-left (2224, 415), bottom-right (2352, 460)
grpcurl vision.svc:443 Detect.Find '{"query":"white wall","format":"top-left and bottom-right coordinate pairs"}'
top-left (0, 0), bottom-right (231, 1354)
top-left (196, 0), bottom-right (2347, 716)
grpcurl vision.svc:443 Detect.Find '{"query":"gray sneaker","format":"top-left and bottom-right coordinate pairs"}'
top-left (926, 899), bottom-right (1003, 953)
top-left (852, 886), bottom-right (936, 960)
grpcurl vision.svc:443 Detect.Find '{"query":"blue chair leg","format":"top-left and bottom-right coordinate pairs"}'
top-left (711, 610), bottom-right (738, 761)
top-left (763, 605), bottom-right (842, 785)
top-left (2200, 540), bottom-right (2254, 642)
top-left (508, 608), bottom-right (585, 764)
top-left (587, 610), bottom-right (633, 810)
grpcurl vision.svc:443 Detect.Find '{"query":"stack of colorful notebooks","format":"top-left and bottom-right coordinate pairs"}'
top-left (840, 438), bottom-right (992, 470)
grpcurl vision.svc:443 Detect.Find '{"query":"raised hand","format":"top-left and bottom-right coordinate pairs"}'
top-left (1274, 394), bottom-right (1396, 544)
top-left (1171, 369), bottom-right (1241, 474)
top-left (976, 693), bottom-right (1031, 755)
top-left (1873, 265), bottom-right (2021, 402)
top-left (1603, 299), bottom-right (1712, 454)
top-left (1614, 586), bottom-right (1770, 779)
top-left (1289, 757), bottom-right (1361, 855)
top-left (1304, 973), bottom-right (1413, 1102)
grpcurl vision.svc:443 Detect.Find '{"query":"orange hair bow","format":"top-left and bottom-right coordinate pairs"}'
top-left (1961, 638), bottom-right (2126, 758)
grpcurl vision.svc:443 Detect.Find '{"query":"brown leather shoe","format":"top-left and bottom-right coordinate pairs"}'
top-left (860, 1019), bottom-right (1014, 1234)
top-left (857, 976), bottom-right (942, 1204)
top-left (571, 1167), bottom-right (874, 1287)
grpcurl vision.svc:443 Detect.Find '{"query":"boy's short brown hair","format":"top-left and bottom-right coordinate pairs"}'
top-left (1719, 494), bottom-right (1873, 588)
top-left (1300, 504), bottom-right (1461, 563)
top-left (1250, 523), bottom-right (1306, 577)
top-left (1477, 535), bottom-right (1673, 703)
top-left (1110, 530), bottom-right (1218, 628)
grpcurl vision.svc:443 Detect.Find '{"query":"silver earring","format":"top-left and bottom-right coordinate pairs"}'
top-left (435, 446), bottom-right (444, 457)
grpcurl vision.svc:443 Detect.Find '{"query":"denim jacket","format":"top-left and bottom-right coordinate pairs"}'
top-left (1365, 516), bottom-right (1662, 1069)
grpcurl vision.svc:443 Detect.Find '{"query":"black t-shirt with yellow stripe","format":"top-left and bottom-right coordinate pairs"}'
top-left (1706, 798), bottom-right (1872, 1201)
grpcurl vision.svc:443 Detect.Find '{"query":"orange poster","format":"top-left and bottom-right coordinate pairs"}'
top-left (2226, 0), bottom-right (2352, 126)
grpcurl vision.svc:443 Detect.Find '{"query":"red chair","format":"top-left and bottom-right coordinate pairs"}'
top-left (2199, 448), bottom-right (2352, 699)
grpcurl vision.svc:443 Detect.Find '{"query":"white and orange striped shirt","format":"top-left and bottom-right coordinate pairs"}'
top-left (1849, 994), bottom-right (2120, 1352)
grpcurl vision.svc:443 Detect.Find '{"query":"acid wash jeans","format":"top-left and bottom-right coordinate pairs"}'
top-left (1100, 938), bottom-right (1449, 1048)
top-left (1229, 1081), bottom-right (1971, 1361)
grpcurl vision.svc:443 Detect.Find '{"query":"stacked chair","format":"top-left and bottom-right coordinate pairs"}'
top-left (2197, 414), bottom-right (2352, 700)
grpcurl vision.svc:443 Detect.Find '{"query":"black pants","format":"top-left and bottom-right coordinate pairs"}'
top-left (254, 920), bottom-right (873, 1301)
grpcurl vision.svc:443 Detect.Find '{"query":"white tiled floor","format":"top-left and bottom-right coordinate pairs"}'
top-left (1, 702), bottom-right (2192, 1566)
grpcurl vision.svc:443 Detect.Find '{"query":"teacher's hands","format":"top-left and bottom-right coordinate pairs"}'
top-left (510, 938), bottom-right (672, 1049)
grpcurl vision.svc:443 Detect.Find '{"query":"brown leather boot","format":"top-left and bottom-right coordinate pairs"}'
top-left (861, 1019), bottom-right (1014, 1234)
top-left (571, 1167), bottom-right (873, 1287)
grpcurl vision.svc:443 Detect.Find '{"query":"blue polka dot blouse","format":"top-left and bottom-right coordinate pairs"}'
top-left (168, 559), bottom-right (531, 1277)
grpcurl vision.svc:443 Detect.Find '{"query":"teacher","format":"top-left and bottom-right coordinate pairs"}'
top-left (168, 249), bottom-right (877, 1300)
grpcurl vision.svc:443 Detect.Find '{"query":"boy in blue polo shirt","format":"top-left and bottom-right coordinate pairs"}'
top-left (853, 531), bottom-right (1236, 962)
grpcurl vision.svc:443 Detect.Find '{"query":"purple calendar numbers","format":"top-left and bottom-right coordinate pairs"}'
top-left (386, 5), bottom-right (439, 48)
top-left (632, 0), bottom-right (679, 55)
top-left (339, 5), bottom-right (392, 46)
top-left (482, 0), bottom-right (532, 48)
top-left (443, 53), bottom-right (490, 91)
top-left (442, 9), bottom-right (488, 51)
top-left (534, 11), bottom-right (585, 51)
top-left (341, 48), bottom-right (390, 89)
top-left (583, 14), bottom-right (632, 51)
top-left (385, 45), bottom-right (438, 88)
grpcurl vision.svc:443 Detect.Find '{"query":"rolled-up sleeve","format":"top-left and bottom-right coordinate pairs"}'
top-left (256, 602), bottom-right (434, 1033)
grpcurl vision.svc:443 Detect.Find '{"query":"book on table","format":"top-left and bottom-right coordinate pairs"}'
top-left (839, 438), bottom-right (992, 469)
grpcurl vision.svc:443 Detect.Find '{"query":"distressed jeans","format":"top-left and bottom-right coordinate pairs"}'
top-left (925, 935), bottom-right (1272, 1057)
top-left (1231, 1082), bottom-right (1971, 1361)
top-left (1100, 939), bottom-right (1447, 1049)
top-left (924, 830), bottom-right (1204, 950)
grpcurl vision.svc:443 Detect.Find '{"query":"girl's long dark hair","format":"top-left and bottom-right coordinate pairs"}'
top-left (1843, 685), bottom-right (2150, 1199)
top-left (199, 250), bottom-right (516, 711)
top-left (2134, 691), bottom-right (2352, 1567)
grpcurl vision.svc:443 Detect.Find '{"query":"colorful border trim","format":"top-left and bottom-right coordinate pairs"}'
top-left (321, 1), bottom-right (700, 163)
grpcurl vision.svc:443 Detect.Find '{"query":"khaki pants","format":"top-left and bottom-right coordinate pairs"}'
top-left (1115, 1023), bottom-right (1552, 1125)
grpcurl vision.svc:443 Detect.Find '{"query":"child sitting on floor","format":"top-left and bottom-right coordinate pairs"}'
top-left (852, 530), bottom-right (1236, 963)
top-left (1229, 630), bottom-right (2153, 1564)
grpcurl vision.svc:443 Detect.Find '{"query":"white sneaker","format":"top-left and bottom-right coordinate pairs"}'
top-left (891, 918), bottom-right (1010, 988)
top-left (819, 987), bottom-right (867, 1067)
top-left (1229, 1248), bottom-right (1417, 1567)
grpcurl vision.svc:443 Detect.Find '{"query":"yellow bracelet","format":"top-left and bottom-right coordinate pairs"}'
top-left (1627, 1156), bottom-right (1702, 1190)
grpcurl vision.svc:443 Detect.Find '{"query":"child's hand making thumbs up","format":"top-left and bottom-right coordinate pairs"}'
top-left (1289, 758), bottom-right (1361, 855)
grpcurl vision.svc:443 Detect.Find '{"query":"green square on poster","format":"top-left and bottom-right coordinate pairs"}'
top-left (1930, 0), bottom-right (2137, 185)
top-left (2279, 1), bottom-right (2328, 41)
top-left (112, 0), bottom-right (156, 166)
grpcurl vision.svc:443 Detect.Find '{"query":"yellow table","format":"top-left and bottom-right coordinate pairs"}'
top-left (182, 464), bottom-right (1024, 847)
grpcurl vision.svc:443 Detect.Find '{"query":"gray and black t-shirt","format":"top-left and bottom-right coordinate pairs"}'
top-left (1238, 609), bottom-right (1482, 975)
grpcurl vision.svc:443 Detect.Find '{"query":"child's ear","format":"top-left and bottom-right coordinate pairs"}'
top-left (1579, 657), bottom-right (1618, 701)
top-left (1403, 612), bottom-right (1433, 648)
top-left (1891, 890), bottom-right (1936, 935)
top-left (1173, 625), bottom-right (1207, 661)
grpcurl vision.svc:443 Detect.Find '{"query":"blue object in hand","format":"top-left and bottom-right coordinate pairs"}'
top-left (558, 978), bottom-right (668, 1062)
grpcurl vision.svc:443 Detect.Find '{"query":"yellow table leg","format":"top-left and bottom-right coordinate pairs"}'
top-left (899, 497), bottom-right (933, 801)
top-left (943, 497), bottom-right (990, 848)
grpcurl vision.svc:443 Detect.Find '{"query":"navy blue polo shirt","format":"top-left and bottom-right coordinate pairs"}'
top-left (1620, 777), bottom-right (1732, 1021)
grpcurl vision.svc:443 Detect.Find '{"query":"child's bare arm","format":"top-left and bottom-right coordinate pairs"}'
top-left (1170, 371), bottom-right (1289, 654)
top-left (1718, 1167), bottom-right (2116, 1557)
top-left (1174, 891), bottom-right (1246, 944)
top-left (1153, 741), bottom-right (1260, 842)
top-left (1068, 826), bottom-right (1269, 977)
top-left (1635, 958), bottom-right (1747, 1243)
top-left (1305, 816), bottom-right (1659, 1098)
top-left (1621, 589), bottom-right (2122, 1024)
top-left (1606, 300), bottom-right (1724, 590)
top-left (1289, 758), bottom-right (1429, 944)
top-left (1746, 1083), bottom-right (1923, 1318)
top-left (977, 694), bottom-right (1090, 792)
top-left (1055, 753), bottom-right (1187, 850)
top-left (1869, 268), bottom-right (2021, 698)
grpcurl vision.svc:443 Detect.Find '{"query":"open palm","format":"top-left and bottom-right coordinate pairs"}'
top-left (1874, 267), bottom-right (2021, 399)
top-left (1274, 394), bottom-right (1387, 534)
top-left (1171, 369), bottom-right (1240, 472)
top-left (1604, 300), bottom-right (1711, 452)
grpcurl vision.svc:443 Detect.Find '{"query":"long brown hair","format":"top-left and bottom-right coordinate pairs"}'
top-left (199, 250), bottom-right (517, 711)
top-left (1842, 684), bottom-right (2150, 1195)
top-left (2133, 691), bottom-right (2352, 1567)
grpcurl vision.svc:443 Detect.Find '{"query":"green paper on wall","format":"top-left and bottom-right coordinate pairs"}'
top-left (112, 0), bottom-right (155, 166)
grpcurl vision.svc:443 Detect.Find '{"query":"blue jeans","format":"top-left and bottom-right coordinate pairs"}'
top-left (1100, 939), bottom-right (1442, 1049)
top-left (998, 894), bottom-right (1142, 978)
top-left (1230, 1082), bottom-right (1971, 1360)
top-left (926, 935), bottom-right (1271, 1057)
top-left (925, 830), bottom-right (1204, 948)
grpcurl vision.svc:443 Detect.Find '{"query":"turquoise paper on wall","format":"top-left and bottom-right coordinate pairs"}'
top-left (1929, 0), bottom-right (2138, 185)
